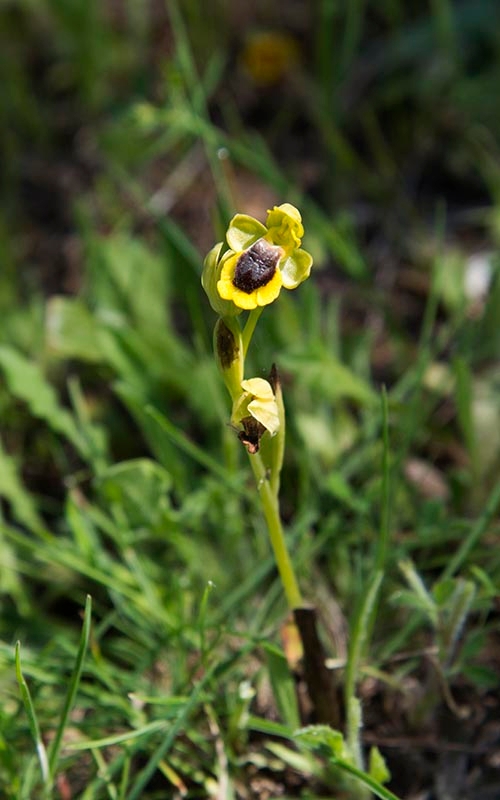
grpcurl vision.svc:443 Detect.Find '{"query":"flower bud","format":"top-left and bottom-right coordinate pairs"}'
top-left (202, 243), bottom-right (243, 317)
top-left (232, 377), bottom-right (280, 446)
top-left (214, 317), bottom-right (244, 400)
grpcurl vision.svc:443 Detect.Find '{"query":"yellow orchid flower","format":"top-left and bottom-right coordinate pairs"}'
top-left (202, 204), bottom-right (313, 312)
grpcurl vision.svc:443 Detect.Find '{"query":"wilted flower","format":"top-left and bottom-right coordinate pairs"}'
top-left (232, 378), bottom-right (280, 453)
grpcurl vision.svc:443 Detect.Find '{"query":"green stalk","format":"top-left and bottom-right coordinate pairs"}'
top-left (219, 304), bottom-right (299, 609)
top-left (242, 308), bottom-right (263, 358)
top-left (248, 451), bottom-right (303, 610)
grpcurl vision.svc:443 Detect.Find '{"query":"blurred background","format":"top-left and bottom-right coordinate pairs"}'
top-left (3, 0), bottom-right (500, 297)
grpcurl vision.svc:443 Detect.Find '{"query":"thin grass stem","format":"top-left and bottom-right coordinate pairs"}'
top-left (442, 477), bottom-right (500, 580)
top-left (15, 642), bottom-right (50, 790)
top-left (331, 757), bottom-right (402, 800)
top-left (344, 390), bottom-right (391, 768)
top-left (48, 595), bottom-right (92, 779)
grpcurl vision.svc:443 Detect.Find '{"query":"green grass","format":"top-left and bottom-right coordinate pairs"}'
top-left (1, 1), bottom-right (500, 797)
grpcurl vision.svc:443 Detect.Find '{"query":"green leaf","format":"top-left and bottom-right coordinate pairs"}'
top-left (48, 595), bottom-right (92, 778)
top-left (89, 233), bottom-right (170, 334)
top-left (281, 352), bottom-right (376, 405)
top-left (324, 471), bottom-right (369, 513)
top-left (432, 578), bottom-right (457, 606)
top-left (116, 382), bottom-right (247, 496)
top-left (15, 642), bottom-right (50, 788)
top-left (399, 560), bottom-right (437, 625)
top-left (294, 724), bottom-right (346, 759)
top-left (46, 297), bottom-right (104, 362)
top-left (67, 720), bottom-right (168, 751)
top-left (96, 458), bottom-right (172, 530)
top-left (441, 477), bottom-right (500, 580)
top-left (65, 492), bottom-right (100, 559)
top-left (67, 377), bottom-right (109, 472)
top-left (265, 740), bottom-right (319, 775)
top-left (469, 565), bottom-right (497, 597)
top-left (295, 408), bottom-right (358, 467)
top-left (263, 643), bottom-right (301, 731)
top-left (127, 656), bottom-right (225, 800)
top-left (392, 588), bottom-right (438, 617)
top-left (294, 725), bottom-right (402, 800)
top-left (435, 578), bottom-right (476, 663)
top-left (0, 437), bottom-right (45, 533)
top-left (0, 346), bottom-right (84, 454)
top-left (247, 715), bottom-right (293, 739)
top-left (435, 248), bottom-right (466, 313)
top-left (462, 663), bottom-right (499, 690)
top-left (0, 525), bottom-right (29, 615)
top-left (369, 746), bottom-right (391, 785)
top-left (453, 356), bottom-right (477, 471)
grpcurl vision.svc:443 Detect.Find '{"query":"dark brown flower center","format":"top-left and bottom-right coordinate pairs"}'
top-left (233, 239), bottom-right (281, 294)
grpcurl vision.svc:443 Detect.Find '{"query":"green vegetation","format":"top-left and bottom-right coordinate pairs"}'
top-left (1, 1), bottom-right (500, 797)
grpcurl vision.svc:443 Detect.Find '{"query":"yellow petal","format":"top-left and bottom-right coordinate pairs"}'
top-left (241, 378), bottom-right (274, 399)
top-left (226, 214), bottom-right (267, 251)
top-left (202, 242), bottom-right (242, 316)
top-left (248, 397), bottom-right (280, 436)
top-left (229, 288), bottom-right (259, 310)
top-left (255, 269), bottom-right (282, 306)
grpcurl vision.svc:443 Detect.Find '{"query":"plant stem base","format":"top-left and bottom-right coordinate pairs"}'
top-left (294, 605), bottom-right (341, 728)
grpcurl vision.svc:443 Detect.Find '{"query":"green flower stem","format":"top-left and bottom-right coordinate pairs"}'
top-left (242, 308), bottom-right (264, 358)
top-left (248, 450), bottom-right (303, 610)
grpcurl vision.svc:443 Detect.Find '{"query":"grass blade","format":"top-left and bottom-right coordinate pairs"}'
top-left (296, 725), bottom-right (402, 800)
top-left (67, 720), bottom-right (168, 751)
top-left (126, 658), bottom-right (219, 800)
top-left (332, 757), bottom-right (402, 800)
top-left (15, 641), bottom-right (50, 788)
top-left (441, 478), bottom-right (500, 580)
top-left (127, 644), bottom-right (254, 800)
top-left (48, 594), bottom-right (92, 778)
top-left (344, 390), bottom-right (391, 761)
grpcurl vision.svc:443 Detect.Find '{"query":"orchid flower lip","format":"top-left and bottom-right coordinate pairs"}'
top-left (233, 239), bottom-right (283, 294)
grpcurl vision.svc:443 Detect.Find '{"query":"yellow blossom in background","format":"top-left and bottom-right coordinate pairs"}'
top-left (240, 31), bottom-right (299, 86)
